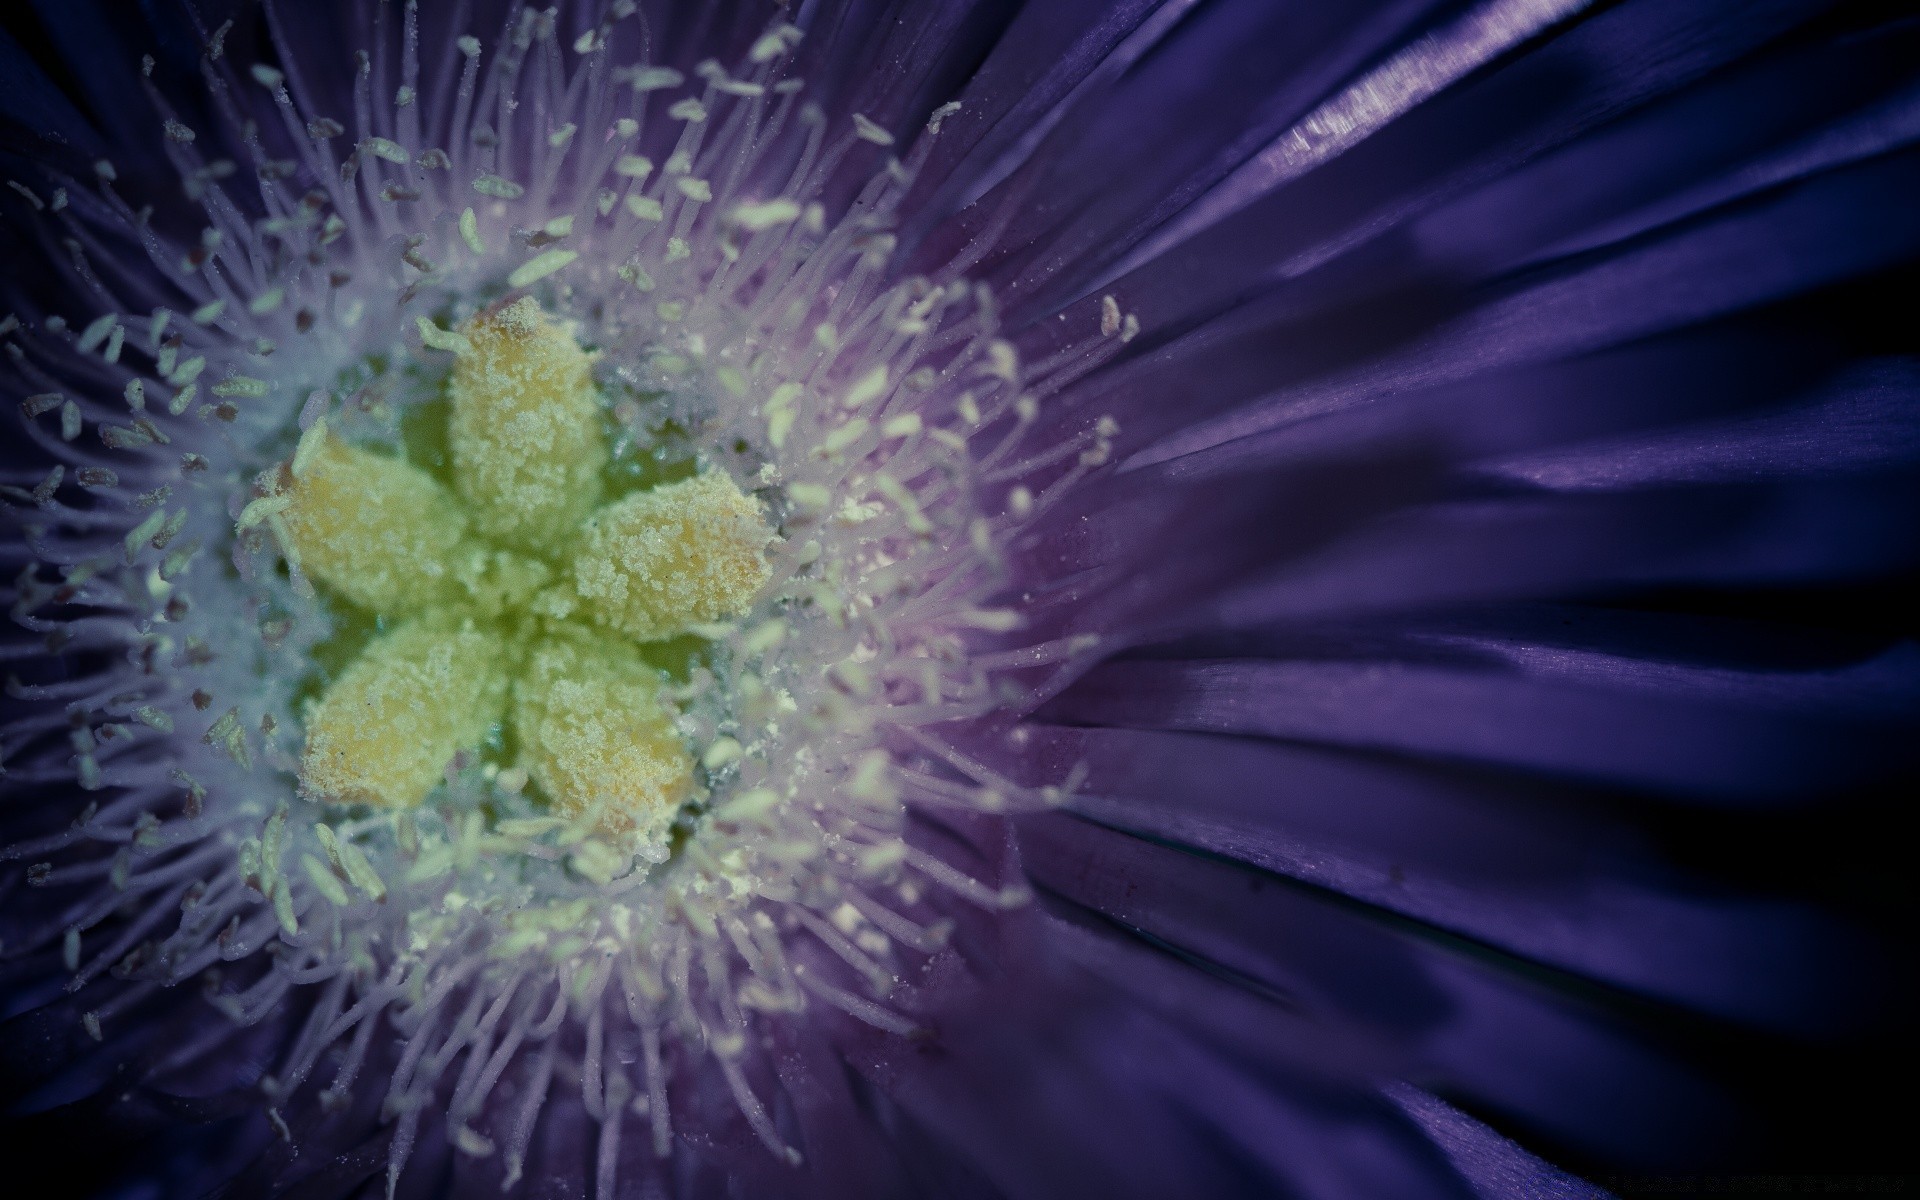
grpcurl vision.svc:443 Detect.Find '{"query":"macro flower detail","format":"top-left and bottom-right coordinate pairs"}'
top-left (270, 294), bottom-right (774, 858)
top-left (0, 5), bottom-right (1144, 1190)
top-left (3, 2), bottom-right (1917, 1198)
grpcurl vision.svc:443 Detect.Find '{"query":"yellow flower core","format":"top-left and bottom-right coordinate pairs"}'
top-left (272, 297), bottom-right (776, 855)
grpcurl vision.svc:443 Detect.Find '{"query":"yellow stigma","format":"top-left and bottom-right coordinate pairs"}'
top-left (569, 471), bottom-right (775, 641)
top-left (271, 296), bottom-right (778, 855)
top-left (300, 616), bottom-right (512, 808)
top-left (276, 431), bottom-right (468, 612)
top-left (448, 296), bottom-right (607, 553)
top-left (513, 627), bottom-right (692, 847)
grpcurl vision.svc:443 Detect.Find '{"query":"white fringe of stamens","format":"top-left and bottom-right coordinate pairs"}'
top-left (0, 4), bottom-right (1141, 1194)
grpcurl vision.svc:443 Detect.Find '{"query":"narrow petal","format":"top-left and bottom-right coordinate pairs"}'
top-left (1025, 722), bottom-right (1890, 1032)
top-left (1117, 144), bottom-right (1920, 466)
top-left (1389, 1086), bottom-right (1609, 1200)
top-left (1043, 655), bottom-right (1914, 803)
top-left (1019, 814), bottom-right (1741, 1167)
top-left (1485, 362), bottom-right (1920, 490)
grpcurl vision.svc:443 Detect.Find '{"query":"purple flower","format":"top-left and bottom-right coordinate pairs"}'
top-left (2, 2), bottom-right (1915, 1197)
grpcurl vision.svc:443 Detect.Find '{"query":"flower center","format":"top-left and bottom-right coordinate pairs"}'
top-left (261, 296), bottom-right (776, 862)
